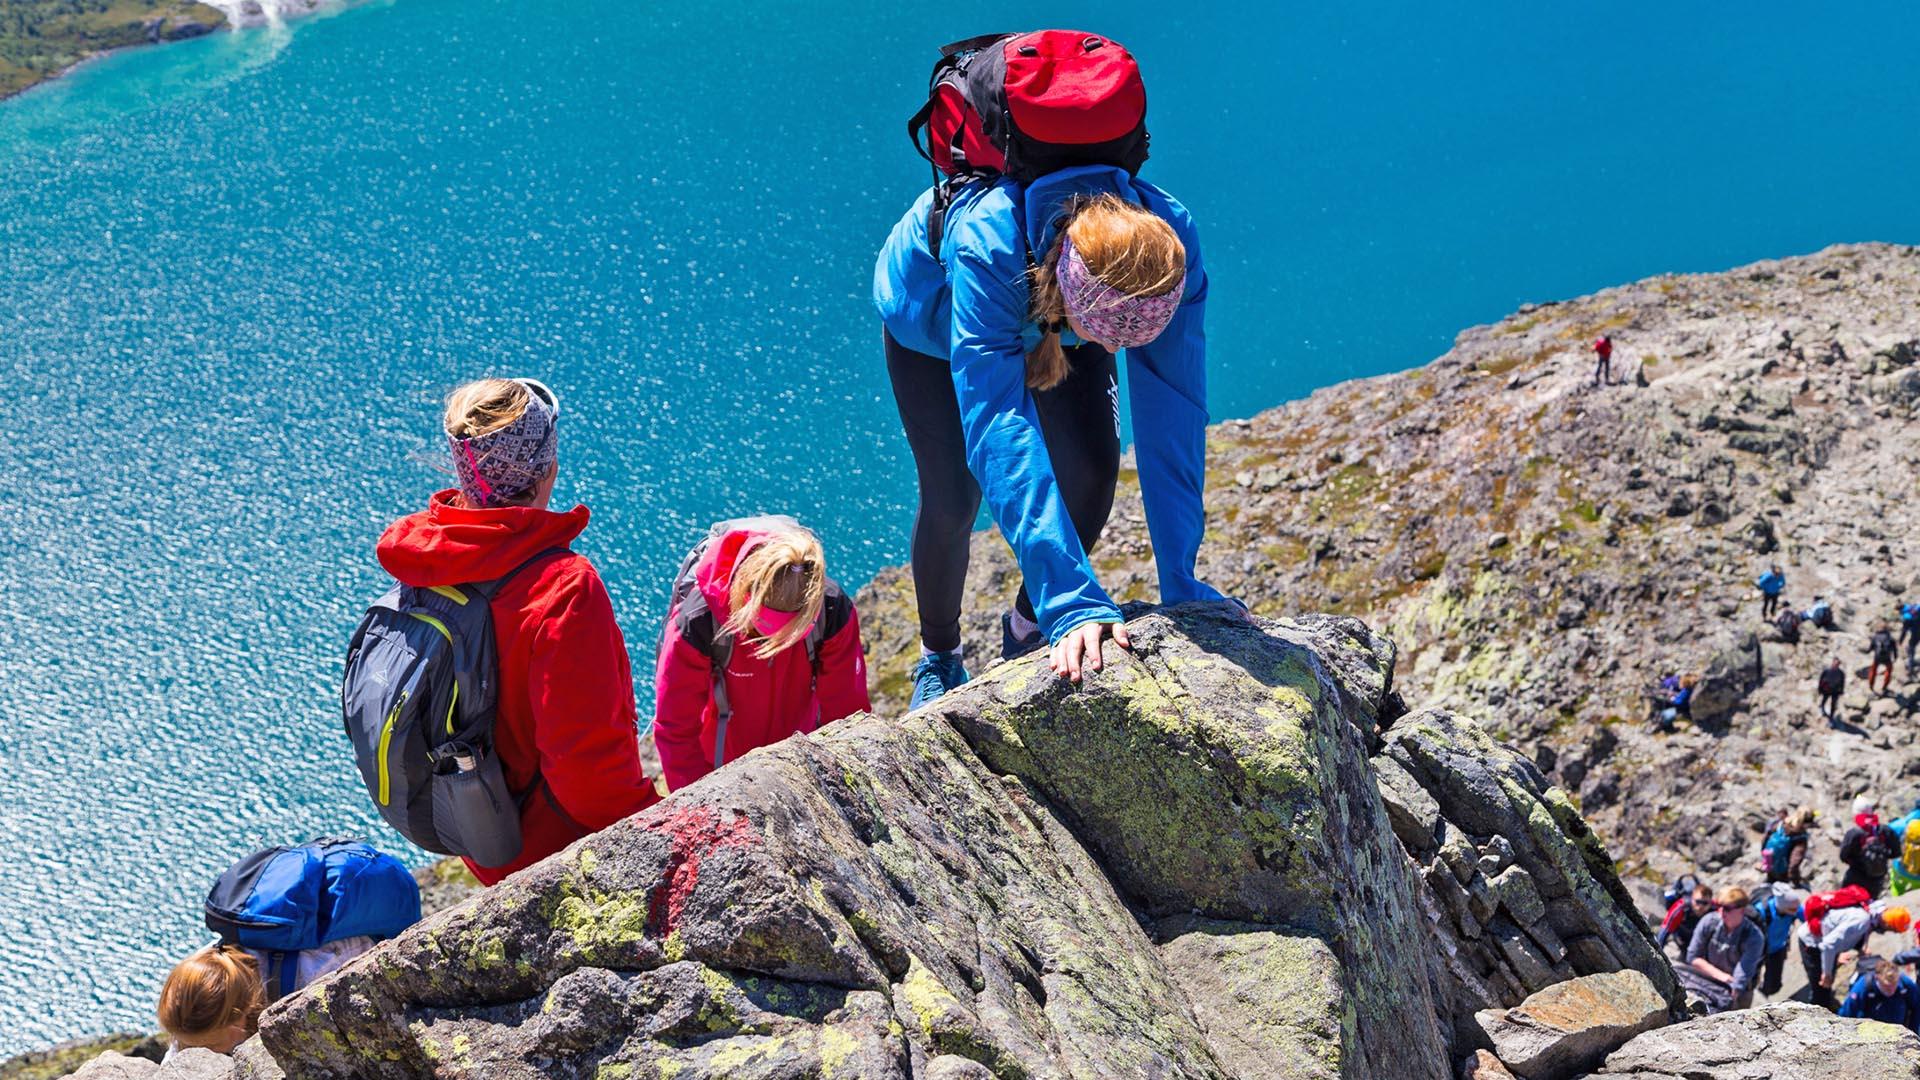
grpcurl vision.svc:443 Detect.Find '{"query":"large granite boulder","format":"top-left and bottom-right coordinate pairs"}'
top-left (223, 606), bottom-right (1664, 1078)
top-left (1473, 971), bottom-right (1668, 1079)
top-left (1579, 1002), bottom-right (1920, 1079)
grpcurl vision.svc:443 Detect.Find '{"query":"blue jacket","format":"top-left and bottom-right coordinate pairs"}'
top-left (1840, 972), bottom-right (1920, 1029)
top-left (1756, 570), bottom-right (1785, 596)
top-left (1754, 895), bottom-right (1798, 955)
top-left (873, 166), bottom-right (1221, 641)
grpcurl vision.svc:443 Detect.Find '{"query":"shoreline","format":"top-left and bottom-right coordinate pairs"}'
top-left (0, 2), bottom-right (228, 103)
top-left (0, 1), bottom-right (345, 105)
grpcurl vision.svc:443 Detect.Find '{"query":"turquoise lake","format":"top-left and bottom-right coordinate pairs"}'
top-left (3, 0), bottom-right (1918, 1052)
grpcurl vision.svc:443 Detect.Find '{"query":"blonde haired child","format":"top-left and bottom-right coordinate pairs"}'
top-left (654, 516), bottom-right (869, 791)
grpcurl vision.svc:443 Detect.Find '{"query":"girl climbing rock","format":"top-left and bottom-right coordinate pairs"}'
top-left (874, 170), bottom-right (1230, 707)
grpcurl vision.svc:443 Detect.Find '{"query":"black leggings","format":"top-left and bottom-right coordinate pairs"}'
top-left (885, 328), bottom-right (1120, 653)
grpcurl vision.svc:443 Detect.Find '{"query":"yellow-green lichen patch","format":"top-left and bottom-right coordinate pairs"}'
top-left (817, 1026), bottom-right (861, 1077)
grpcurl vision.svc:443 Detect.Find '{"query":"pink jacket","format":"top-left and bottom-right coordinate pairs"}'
top-left (652, 526), bottom-right (869, 791)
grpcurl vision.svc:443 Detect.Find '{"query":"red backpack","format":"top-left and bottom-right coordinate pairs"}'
top-left (1803, 884), bottom-right (1872, 939)
top-left (907, 30), bottom-right (1150, 256)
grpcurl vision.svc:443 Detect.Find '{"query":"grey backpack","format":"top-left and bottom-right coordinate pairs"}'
top-left (665, 517), bottom-right (851, 772)
top-left (341, 548), bottom-right (567, 868)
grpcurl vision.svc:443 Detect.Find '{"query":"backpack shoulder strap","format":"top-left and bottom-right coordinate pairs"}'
top-left (470, 546), bottom-right (572, 602)
top-left (805, 582), bottom-right (854, 673)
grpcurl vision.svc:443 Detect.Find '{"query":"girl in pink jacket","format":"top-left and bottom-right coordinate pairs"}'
top-left (653, 517), bottom-right (870, 791)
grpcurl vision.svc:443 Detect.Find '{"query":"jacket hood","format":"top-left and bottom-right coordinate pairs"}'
top-left (692, 523), bottom-right (788, 624)
top-left (1022, 165), bottom-right (1139, 262)
top-left (377, 489), bottom-right (589, 587)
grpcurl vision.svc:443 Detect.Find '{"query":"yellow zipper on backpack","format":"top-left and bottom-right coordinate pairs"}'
top-left (378, 690), bottom-right (408, 805)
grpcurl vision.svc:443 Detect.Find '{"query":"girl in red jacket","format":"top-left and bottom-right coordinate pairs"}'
top-left (377, 377), bottom-right (658, 884)
top-left (653, 517), bottom-right (870, 791)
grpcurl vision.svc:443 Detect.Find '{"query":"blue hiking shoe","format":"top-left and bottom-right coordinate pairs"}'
top-left (908, 651), bottom-right (969, 711)
top-left (1001, 611), bottom-right (1045, 662)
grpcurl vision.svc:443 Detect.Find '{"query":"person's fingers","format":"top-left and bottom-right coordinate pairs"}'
top-left (1086, 625), bottom-right (1105, 673)
top-left (1112, 622), bottom-right (1132, 650)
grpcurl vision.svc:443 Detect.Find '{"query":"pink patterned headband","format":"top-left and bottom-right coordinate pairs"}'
top-left (1056, 234), bottom-right (1185, 350)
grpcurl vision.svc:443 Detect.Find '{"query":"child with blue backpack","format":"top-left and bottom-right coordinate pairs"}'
top-left (158, 836), bottom-right (421, 1060)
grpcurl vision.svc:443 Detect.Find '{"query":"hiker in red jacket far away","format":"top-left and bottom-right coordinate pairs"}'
top-left (1594, 334), bottom-right (1615, 386)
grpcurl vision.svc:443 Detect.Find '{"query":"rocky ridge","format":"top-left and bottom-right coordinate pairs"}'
top-left (65, 606), bottom-right (1722, 1078)
top-left (858, 242), bottom-right (1920, 898)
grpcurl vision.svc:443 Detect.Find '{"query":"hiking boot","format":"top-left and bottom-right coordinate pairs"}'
top-left (1001, 611), bottom-right (1045, 662)
top-left (909, 651), bottom-right (969, 711)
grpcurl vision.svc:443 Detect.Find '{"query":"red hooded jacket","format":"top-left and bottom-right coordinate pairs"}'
top-left (377, 490), bottom-right (658, 885)
top-left (653, 525), bottom-right (870, 792)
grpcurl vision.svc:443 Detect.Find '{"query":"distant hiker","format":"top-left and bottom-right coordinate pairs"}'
top-left (1686, 886), bottom-right (1764, 1010)
top-left (1593, 334), bottom-right (1614, 386)
top-left (1839, 957), bottom-right (1920, 1030)
top-left (1759, 806), bottom-right (1814, 886)
top-left (1756, 566), bottom-right (1786, 619)
top-left (366, 378), bottom-right (658, 885)
top-left (1798, 897), bottom-right (1905, 1010)
top-left (1841, 800), bottom-right (1900, 898)
top-left (157, 946), bottom-right (263, 1058)
top-left (1902, 602), bottom-right (1920, 663)
top-left (1657, 880), bottom-right (1716, 956)
top-left (1802, 884), bottom-right (1873, 944)
top-left (1774, 606), bottom-right (1802, 644)
top-left (654, 517), bottom-right (871, 792)
top-left (1819, 659), bottom-right (1847, 723)
top-left (1871, 624), bottom-right (1899, 694)
top-left (879, 34), bottom-right (1232, 704)
top-left (1892, 819), bottom-right (1920, 897)
top-left (1806, 596), bottom-right (1836, 631)
top-left (1651, 673), bottom-right (1698, 732)
top-left (1749, 886), bottom-right (1804, 998)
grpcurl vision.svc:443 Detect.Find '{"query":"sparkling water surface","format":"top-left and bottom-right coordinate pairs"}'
top-left (4, 0), bottom-right (1919, 1052)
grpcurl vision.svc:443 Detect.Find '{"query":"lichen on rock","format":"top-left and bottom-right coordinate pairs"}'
top-left (231, 606), bottom-right (1684, 1079)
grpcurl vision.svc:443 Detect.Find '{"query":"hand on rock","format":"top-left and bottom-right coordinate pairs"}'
top-left (1051, 621), bottom-right (1130, 683)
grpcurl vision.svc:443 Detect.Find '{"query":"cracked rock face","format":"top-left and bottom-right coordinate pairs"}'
top-left (249, 607), bottom-right (1660, 1079)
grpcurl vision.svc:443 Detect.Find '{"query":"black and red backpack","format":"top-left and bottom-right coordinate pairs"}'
top-left (907, 30), bottom-right (1150, 257)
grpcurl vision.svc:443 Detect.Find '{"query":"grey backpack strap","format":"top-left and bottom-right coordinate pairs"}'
top-left (710, 632), bottom-right (734, 770)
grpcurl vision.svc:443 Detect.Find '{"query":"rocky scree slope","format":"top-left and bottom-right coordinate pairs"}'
top-left (172, 606), bottom-right (1673, 1079)
top-left (859, 243), bottom-right (1920, 895)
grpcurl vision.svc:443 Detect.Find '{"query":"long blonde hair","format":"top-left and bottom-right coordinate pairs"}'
top-left (1026, 194), bottom-right (1186, 390)
top-left (721, 524), bottom-right (827, 660)
top-left (157, 945), bottom-right (264, 1050)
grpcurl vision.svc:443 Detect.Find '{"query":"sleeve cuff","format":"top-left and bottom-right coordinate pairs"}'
top-left (1047, 607), bottom-right (1123, 645)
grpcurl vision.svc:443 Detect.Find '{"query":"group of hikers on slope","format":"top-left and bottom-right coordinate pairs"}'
top-left (149, 30), bottom-right (1243, 1057)
top-left (1648, 563), bottom-right (1920, 732)
top-left (1755, 564), bottom-right (1920, 724)
top-left (1654, 794), bottom-right (1920, 1024)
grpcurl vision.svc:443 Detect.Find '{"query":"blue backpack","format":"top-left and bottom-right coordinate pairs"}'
top-left (204, 838), bottom-right (420, 996)
top-left (1763, 825), bottom-right (1797, 877)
